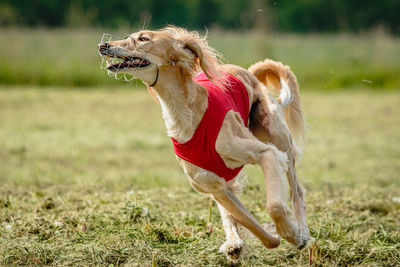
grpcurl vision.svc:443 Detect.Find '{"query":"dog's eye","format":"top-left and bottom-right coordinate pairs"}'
top-left (138, 36), bottom-right (149, 42)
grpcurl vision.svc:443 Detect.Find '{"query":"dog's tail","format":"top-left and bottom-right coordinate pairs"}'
top-left (248, 59), bottom-right (307, 152)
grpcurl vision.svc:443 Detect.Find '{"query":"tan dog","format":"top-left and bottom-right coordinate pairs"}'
top-left (98, 26), bottom-right (309, 261)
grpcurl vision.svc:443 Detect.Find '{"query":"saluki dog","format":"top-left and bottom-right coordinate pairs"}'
top-left (98, 26), bottom-right (309, 261)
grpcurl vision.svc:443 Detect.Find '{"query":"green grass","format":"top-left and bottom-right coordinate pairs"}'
top-left (0, 86), bottom-right (399, 266)
top-left (0, 28), bottom-right (400, 90)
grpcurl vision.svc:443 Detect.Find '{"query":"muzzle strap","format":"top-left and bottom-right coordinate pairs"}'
top-left (149, 66), bottom-right (159, 87)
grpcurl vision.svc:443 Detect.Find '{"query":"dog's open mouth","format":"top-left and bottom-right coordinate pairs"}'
top-left (107, 56), bottom-right (151, 71)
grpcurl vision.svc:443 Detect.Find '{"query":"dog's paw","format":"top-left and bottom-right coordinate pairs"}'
top-left (295, 226), bottom-right (310, 250)
top-left (219, 240), bottom-right (244, 262)
top-left (296, 235), bottom-right (308, 250)
top-left (263, 222), bottom-right (280, 238)
top-left (297, 227), bottom-right (311, 249)
top-left (280, 226), bottom-right (310, 250)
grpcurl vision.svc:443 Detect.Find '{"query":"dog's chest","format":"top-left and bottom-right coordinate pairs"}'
top-left (171, 72), bottom-right (249, 182)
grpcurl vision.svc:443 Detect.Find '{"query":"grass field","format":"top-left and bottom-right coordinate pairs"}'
top-left (0, 86), bottom-right (399, 266)
top-left (0, 28), bottom-right (400, 90)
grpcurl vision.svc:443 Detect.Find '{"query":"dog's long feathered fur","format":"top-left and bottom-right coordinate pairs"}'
top-left (249, 59), bottom-right (306, 150)
top-left (163, 27), bottom-right (223, 82)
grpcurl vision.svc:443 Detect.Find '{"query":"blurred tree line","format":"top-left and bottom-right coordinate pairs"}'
top-left (0, 0), bottom-right (399, 34)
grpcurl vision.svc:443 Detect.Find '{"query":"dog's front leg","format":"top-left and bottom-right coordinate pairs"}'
top-left (216, 200), bottom-right (244, 262)
top-left (212, 188), bottom-right (280, 249)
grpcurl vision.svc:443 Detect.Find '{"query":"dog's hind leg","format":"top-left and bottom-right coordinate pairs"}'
top-left (252, 92), bottom-right (309, 249)
top-left (259, 145), bottom-right (309, 249)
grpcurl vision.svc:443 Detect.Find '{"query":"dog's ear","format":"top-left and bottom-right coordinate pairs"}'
top-left (183, 41), bottom-right (202, 64)
top-left (182, 38), bottom-right (215, 81)
top-left (164, 26), bottom-right (221, 82)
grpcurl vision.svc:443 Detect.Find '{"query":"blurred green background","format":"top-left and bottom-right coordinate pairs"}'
top-left (0, 0), bottom-right (399, 90)
top-left (1, 0), bottom-right (400, 33)
top-left (1, 1), bottom-right (400, 265)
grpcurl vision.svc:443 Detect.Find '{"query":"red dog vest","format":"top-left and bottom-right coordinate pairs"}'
top-left (171, 72), bottom-right (249, 182)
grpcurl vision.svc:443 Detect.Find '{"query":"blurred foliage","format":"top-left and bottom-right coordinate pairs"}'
top-left (0, 0), bottom-right (399, 34)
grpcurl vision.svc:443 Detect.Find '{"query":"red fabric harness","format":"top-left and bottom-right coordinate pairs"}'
top-left (171, 72), bottom-right (250, 182)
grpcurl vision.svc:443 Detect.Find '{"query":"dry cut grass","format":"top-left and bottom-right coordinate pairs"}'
top-left (0, 87), bottom-right (399, 266)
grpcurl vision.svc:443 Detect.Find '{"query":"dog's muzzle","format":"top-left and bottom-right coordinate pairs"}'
top-left (98, 33), bottom-right (139, 82)
top-left (97, 42), bottom-right (110, 56)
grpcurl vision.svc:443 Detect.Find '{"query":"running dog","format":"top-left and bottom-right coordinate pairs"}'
top-left (98, 26), bottom-right (309, 261)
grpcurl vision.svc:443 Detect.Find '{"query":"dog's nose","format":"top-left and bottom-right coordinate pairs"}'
top-left (98, 42), bottom-right (110, 55)
top-left (98, 42), bottom-right (110, 50)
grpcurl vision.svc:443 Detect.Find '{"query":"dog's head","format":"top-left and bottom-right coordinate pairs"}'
top-left (98, 26), bottom-right (221, 86)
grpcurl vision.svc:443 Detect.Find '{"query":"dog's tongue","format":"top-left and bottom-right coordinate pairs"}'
top-left (107, 58), bottom-right (151, 70)
top-left (108, 62), bottom-right (129, 70)
top-left (130, 58), bottom-right (151, 67)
